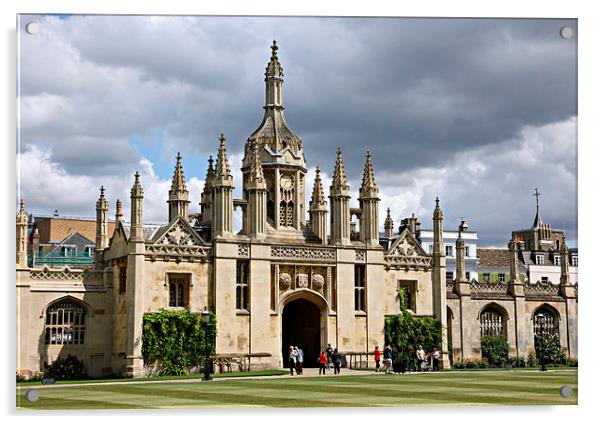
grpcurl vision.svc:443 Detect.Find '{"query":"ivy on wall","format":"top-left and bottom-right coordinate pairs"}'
top-left (142, 309), bottom-right (217, 375)
top-left (384, 289), bottom-right (443, 357)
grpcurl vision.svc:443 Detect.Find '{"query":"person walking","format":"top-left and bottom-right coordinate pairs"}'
top-left (288, 346), bottom-right (296, 376)
top-left (332, 348), bottom-right (341, 375)
top-left (432, 347), bottom-right (440, 372)
top-left (383, 345), bottom-right (393, 374)
top-left (374, 346), bottom-right (382, 372)
top-left (318, 351), bottom-right (327, 375)
top-left (296, 346), bottom-right (304, 375)
top-left (416, 345), bottom-right (426, 372)
top-left (326, 343), bottom-right (334, 372)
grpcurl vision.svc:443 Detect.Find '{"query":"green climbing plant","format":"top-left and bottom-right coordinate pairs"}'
top-left (142, 309), bottom-right (217, 375)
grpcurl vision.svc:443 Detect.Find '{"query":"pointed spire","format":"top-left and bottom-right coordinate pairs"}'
top-left (310, 167), bottom-right (327, 210)
top-left (433, 196), bottom-right (443, 220)
top-left (17, 198), bottom-right (27, 222)
top-left (331, 147), bottom-right (349, 191)
top-left (248, 143), bottom-right (265, 184)
top-left (360, 151), bottom-right (378, 195)
top-left (170, 152), bottom-right (188, 192)
top-left (205, 155), bottom-right (215, 182)
top-left (215, 133), bottom-right (232, 178)
top-left (115, 199), bottom-right (123, 225)
top-left (384, 208), bottom-right (394, 238)
top-left (532, 187), bottom-right (543, 229)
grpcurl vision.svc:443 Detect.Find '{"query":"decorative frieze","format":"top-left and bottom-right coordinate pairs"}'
top-left (385, 255), bottom-right (432, 271)
top-left (271, 245), bottom-right (336, 262)
top-left (355, 250), bottom-right (366, 262)
top-left (30, 267), bottom-right (83, 280)
top-left (145, 244), bottom-right (211, 261)
top-left (524, 280), bottom-right (561, 297)
top-left (238, 244), bottom-right (249, 257)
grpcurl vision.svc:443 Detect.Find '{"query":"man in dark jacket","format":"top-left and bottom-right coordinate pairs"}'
top-left (332, 348), bottom-right (341, 375)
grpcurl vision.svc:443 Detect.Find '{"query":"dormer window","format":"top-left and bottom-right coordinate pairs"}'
top-left (571, 255), bottom-right (578, 267)
top-left (85, 246), bottom-right (95, 257)
top-left (553, 255), bottom-right (561, 266)
top-left (445, 245), bottom-right (453, 257)
top-left (62, 246), bottom-right (76, 256)
top-left (535, 254), bottom-right (544, 265)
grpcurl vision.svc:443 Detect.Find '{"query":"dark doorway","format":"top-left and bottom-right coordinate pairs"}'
top-left (282, 298), bottom-right (321, 368)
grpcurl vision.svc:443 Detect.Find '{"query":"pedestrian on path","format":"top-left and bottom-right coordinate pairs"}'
top-left (374, 346), bottom-right (382, 372)
top-left (288, 346), bottom-right (296, 376)
top-left (416, 345), bottom-right (426, 372)
top-left (332, 348), bottom-right (341, 375)
top-left (326, 343), bottom-right (334, 372)
top-left (432, 347), bottom-right (440, 371)
top-left (319, 351), bottom-right (327, 375)
top-left (296, 346), bottom-right (304, 375)
top-left (383, 345), bottom-right (393, 374)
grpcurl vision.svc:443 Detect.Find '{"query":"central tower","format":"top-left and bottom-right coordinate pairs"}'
top-left (242, 41), bottom-right (307, 238)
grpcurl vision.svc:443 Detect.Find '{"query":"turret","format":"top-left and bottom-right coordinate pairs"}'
top-left (167, 152), bottom-right (190, 222)
top-left (508, 236), bottom-right (525, 297)
top-left (309, 167), bottom-right (328, 244)
top-left (95, 186), bottom-right (109, 250)
top-left (115, 199), bottom-right (123, 226)
top-left (359, 151), bottom-right (380, 246)
top-left (16, 198), bottom-right (28, 268)
top-left (246, 143), bottom-right (267, 240)
top-left (431, 197), bottom-right (449, 368)
top-left (130, 172), bottom-right (144, 242)
top-left (200, 156), bottom-right (214, 225)
top-left (211, 133), bottom-right (234, 239)
top-left (329, 147), bottom-right (351, 245)
top-left (384, 208), bottom-right (394, 239)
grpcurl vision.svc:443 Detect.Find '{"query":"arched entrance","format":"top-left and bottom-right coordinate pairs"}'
top-left (281, 297), bottom-right (323, 367)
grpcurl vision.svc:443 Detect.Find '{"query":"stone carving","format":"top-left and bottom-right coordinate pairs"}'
top-left (355, 250), bottom-right (366, 262)
top-left (385, 230), bottom-right (431, 271)
top-left (271, 245), bottom-right (336, 262)
top-left (312, 274), bottom-right (325, 290)
top-left (297, 274), bottom-right (309, 288)
top-left (146, 244), bottom-right (211, 260)
top-left (156, 221), bottom-right (199, 246)
top-left (385, 255), bottom-right (432, 270)
top-left (524, 280), bottom-right (561, 296)
top-left (30, 266), bottom-right (83, 280)
top-left (238, 244), bottom-right (249, 257)
top-left (279, 272), bottom-right (292, 290)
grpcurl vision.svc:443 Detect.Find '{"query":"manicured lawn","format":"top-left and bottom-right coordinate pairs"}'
top-left (16, 369), bottom-right (577, 409)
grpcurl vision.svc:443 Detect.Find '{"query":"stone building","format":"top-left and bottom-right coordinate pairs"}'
top-left (16, 42), bottom-right (577, 377)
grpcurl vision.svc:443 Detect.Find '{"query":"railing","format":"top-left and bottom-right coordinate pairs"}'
top-left (341, 351), bottom-right (372, 369)
top-left (210, 353), bottom-right (271, 373)
top-left (29, 253), bottom-right (93, 269)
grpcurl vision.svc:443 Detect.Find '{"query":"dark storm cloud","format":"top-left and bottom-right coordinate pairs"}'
top-left (18, 15), bottom-right (577, 244)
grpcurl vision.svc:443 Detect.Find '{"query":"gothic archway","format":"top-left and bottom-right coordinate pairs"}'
top-left (280, 291), bottom-right (327, 368)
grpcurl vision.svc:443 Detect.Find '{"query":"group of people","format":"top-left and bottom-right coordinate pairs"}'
top-left (288, 343), bottom-right (344, 376)
top-left (374, 344), bottom-right (441, 374)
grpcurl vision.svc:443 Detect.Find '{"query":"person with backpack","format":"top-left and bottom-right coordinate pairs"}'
top-left (332, 348), bottom-right (341, 375)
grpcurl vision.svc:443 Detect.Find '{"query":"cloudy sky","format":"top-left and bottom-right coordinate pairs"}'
top-left (17, 15), bottom-right (577, 246)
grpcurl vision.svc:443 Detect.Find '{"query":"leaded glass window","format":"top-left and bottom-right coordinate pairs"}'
top-left (533, 308), bottom-right (559, 337)
top-left (236, 260), bottom-right (249, 311)
top-left (480, 306), bottom-right (506, 338)
top-left (44, 299), bottom-right (86, 345)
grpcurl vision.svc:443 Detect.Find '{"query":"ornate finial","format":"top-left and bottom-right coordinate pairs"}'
top-left (249, 143), bottom-right (265, 183)
top-left (131, 171), bottom-right (144, 197)
top-left (360, 150), bottom-right (378, 195)
top-left (19, 198), bottom-right (25, 211)
top-left (436, 196), bottom-right (440, 207)
top-left (332, 147), bottom-right (349, 190)
top-left (311, 167), bottom-right (327, 210)
top-left (96, 186), bottom-right (108, 209)
top-left (170, 152), bottom-right (188, 192)
top-left (100, 186), bottom-right (105, 197)
top-left (271, 40), bottom-right (278, 58)
top-left (215, 133), bottom-right (232, 178)
top-left (134, 171), bottom-right (140, 182)
top-left (265, 40), bottom-right (283, 78)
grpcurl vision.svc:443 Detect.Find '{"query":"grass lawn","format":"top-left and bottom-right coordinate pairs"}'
top-left (16, 368), bottom-right (577, 409)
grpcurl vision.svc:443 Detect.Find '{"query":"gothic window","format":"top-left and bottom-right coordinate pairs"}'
top-left (533, 306), bottom-right (559, 337)
top-left (168, 275), bottom-right (189, 307)
top-left (398, 280), bottom-right (416, 312)
top-left (354, 264), bottom-right (366, 312)
top-left (286, 201), bottom-right (294, 226)
top-left (118, 266), bottom-right (127, 294)
top-left (44, 299), bottom-right (86, 345)
top-left (279, 201), bottom-right (286, 226)
top-left (236, 260), bottom-right (249, 311)
top-left (480, 306), bottom-right (506, 339)
top-left (445, 246), bottom-right (453, 257)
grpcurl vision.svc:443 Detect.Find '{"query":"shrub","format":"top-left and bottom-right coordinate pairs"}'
top-left (480, 335), bottom-right (509, 367)
top-left (44, 354), bottom-right (86, 380)
top-left (509, 355), bottom-right (526, 368)
top-left (527, 352), bottom-right (539, 367)
top-left (142, 309), bottom-right (217, 376)
top-left (464, 359), bottom-right (477, 369)
top-left (566, 356), bottom-right (578, 367)
top-left (534, 334), bottom-right (565, 365)
top-left (385, 289), bottom-right (442, 359)
top-left (477, 358), bottom-right (488, 368)
top-left (453, 360), bottom-right (466, 369)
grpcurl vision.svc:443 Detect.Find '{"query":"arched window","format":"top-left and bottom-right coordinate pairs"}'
top-left (533, 306), bottom-right (559, 337)
top-left (44, 299), bottom-right (86, 345)
top-left (480, 306), bottom-right (506, 339)
top-left (168, 276), bottom-right (188, 308)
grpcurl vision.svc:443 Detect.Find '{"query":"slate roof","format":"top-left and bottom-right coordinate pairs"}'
top-left (477, 248), bottom-right (512, 267)
top-left (49, 231), bottom-right (94, 253)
